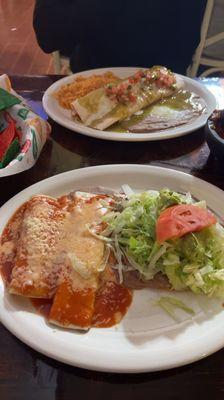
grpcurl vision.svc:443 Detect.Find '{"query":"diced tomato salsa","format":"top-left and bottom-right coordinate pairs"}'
top-left (106, 66), bottom-right (176, 105)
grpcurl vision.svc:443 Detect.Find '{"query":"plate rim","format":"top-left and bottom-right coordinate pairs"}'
top-left (1, 164), bottom-right (224, 373)
top-left (42, 67), bottom-right (217, 142)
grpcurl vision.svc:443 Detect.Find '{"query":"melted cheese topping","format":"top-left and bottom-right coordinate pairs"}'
top-left (9, 195), bottom-right (70, 298)
top-left (56, 193), bottom-right (110, 290)
top-left (0, 192), bottom-right (133, 330)
top-left (48, 193), bottom-right (112, 329)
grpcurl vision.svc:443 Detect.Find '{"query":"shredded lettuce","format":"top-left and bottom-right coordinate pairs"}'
top-left (156, 296), bottom-right (195, 320)
top-left (163, 225), bottom-right (224, 297)
top-left (104, 188), bottom-right (190, 280)
top-left (101, 187), bottom-right (224, 298)
top-left (121, 184), bottom-right (135, 197)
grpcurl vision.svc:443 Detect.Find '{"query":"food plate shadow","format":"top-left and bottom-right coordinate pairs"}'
top-left (121, 289), bottom-right (223, 346)
top-left (3, 289), bottom-right (34, 313)
top-left (3, 291), bottom-right (89, 335)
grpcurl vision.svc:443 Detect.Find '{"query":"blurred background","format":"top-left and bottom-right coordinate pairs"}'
top-left (0, 0), bottom-right (53, 75)
top-left (0, 0), bottom-right (223, 77)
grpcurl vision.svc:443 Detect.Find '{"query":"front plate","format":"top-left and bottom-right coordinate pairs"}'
top-left (0, 164), bottom-right (224, 372)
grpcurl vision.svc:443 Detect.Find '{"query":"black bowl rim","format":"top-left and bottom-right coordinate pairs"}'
top-left (206, 118), bottom-right (224, 146)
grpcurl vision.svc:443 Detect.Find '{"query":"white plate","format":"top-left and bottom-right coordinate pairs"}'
top-left (42, 67), bottom-right (217, 142)
top-left (1, 165), bottom-right (224, 373)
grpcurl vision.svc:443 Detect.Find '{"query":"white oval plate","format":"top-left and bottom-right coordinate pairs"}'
top-left (1, 165), bottom-right (224, 373)
top-left (42, 67), bottom-right (216, 142)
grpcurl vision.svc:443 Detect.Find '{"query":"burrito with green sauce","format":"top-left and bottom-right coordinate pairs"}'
top-left (71, 66), bottom-right (184, 130)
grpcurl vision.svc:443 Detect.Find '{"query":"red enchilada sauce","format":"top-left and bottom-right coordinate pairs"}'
top-left (1, 196), bottom-right (132, 329)
top-left (31, 298), bottom-right (52, 318)
top-left (0, 204), bottom-right (26, 285)
top-left (31, 282), bottom-right (132, 328)
top-left (92, 281), bottom-right (132, 328)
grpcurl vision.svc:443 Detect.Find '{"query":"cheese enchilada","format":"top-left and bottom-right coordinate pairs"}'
top-left (0, 191), bottom-right (132, 330)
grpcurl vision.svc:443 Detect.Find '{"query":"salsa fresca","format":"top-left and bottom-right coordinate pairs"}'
top-left (105, 67), bottom-right (177, 105)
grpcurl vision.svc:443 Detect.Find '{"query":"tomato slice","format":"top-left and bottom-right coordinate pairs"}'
top-left (156, 204), bottom-right (217, 243)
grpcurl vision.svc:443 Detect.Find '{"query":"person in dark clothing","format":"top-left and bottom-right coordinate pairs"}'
top-left (33, 0), bottom-right (206, 74)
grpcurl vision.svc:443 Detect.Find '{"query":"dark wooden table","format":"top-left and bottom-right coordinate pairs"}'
top-left (1, 75), bottom-right (224, 400)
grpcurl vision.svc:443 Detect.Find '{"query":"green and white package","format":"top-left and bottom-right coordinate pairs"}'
top-left (0, 74), bottom-right (51, 177)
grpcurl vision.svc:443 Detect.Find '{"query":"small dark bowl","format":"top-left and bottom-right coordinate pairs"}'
top-left (205, 115), bottom-right (224, 161)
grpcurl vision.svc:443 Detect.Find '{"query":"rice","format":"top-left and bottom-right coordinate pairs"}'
top-left (54, 72), bottom-right (119, 109)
